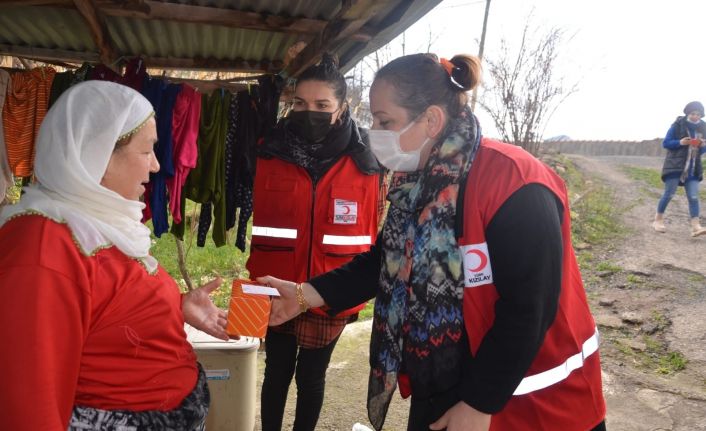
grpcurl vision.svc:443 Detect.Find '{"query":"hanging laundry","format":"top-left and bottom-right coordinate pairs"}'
top-left (141, 74), bottom-right (182, 237)
top-left (89, 63), bottom-right (122, 83)
top-left (2, 67), bottom-right (56, 177)
top-left (232, 90), bottom-right (258, 251)
top-left (0, 69), bottom-right (13, 200)
top-left (167, 83), bottom-right (201, 224)
top-left (48, 62), bottom-right (97, 109)
top-left (48, 70), bottom-right (74, 109)
top-left (121, 58), bottom-right (147, 92)
top-left (70, 63), bottom-right (94, 86)
top-left (224, 91), bottom-right (239, 231)
top-left (174, 90), bottom-right (230, 247)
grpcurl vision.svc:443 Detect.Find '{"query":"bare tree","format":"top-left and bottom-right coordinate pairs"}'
top-left (479, 20), bottom-right (577, 155)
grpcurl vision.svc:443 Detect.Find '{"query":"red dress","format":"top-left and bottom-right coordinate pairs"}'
top-left (0, 214), bottom-right (198, 430)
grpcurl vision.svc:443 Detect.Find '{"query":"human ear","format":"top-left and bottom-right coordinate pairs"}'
top-left (424, 105), bottom-right (446, 139)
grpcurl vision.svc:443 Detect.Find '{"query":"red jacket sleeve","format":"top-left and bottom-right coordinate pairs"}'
top-left (0, 265), bottom-right (89, 430)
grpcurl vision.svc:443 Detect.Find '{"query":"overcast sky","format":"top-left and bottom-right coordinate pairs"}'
top-left (391, 0), bottom-right (706, 141)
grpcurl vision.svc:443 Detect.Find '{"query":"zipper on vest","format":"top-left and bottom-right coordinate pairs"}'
top-left (306, 180), bottom-right (317, 280)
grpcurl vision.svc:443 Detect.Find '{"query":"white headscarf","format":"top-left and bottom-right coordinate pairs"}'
top-left (0, 81), bottom-right (158, 272)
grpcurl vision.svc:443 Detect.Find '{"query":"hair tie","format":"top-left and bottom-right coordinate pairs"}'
top-left (440, 58), bottom-right (454, 76)
top-left (440, 58), bottom-right (465, 90)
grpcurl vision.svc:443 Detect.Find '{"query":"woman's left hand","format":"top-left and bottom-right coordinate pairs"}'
top-left (182, 277), bottom-right (235, 341)
top-left (429, 401), bottom-right (491, 431)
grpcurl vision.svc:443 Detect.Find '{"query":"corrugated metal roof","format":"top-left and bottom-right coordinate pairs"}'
top-left (0, 0), bottom-right (443, 74)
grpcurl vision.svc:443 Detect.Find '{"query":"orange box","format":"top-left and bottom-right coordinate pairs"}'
top-left (226, 279), bottom-right (273, 338)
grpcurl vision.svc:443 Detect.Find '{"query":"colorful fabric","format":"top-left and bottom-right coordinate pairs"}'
top-left (167, 84), bottom-right (201, 224)
top-left (272, 311), bottom-right (350, 349)
top-left (69, 364), bottom-right (209, 431)
top-left (2, 67), bottom-right (56, 177)
top-left (367, 107), bottom-right (480, 429)
top-left (179, 90), bottom-right (230, 247)
top-left (141, 75), bottom-right (182, 237)
top-left (0, 81), bottom-right (158, 272)
top-left (0, 69), bottom-right (13, 200)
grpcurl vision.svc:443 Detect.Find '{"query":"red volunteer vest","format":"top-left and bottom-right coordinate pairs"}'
top-left (458, 138), bottom-right (605, 430)
top-left (246, 155), bottom-right (379, 317)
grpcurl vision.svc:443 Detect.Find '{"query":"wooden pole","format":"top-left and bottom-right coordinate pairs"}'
top-left (471, 0), bottom-right (491, 112)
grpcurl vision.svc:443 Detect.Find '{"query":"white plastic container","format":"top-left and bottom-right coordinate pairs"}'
top-left (185, 325), bottom-right (260, 431)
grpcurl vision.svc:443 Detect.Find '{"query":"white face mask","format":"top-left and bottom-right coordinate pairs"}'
top-left (368, 121), bottom-right (430, 172)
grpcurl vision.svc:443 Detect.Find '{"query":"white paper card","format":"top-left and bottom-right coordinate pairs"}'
top-left (242, 284), bottom-right (281, 297)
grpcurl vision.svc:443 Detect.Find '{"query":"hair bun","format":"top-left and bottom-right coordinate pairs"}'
top-left (320, 52), bottom-right (340, 69)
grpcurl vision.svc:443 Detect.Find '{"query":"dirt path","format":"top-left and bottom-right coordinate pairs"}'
top-left (568, 154), bottom-right (706, 431)
top-left (251, 154), bottom-right (706, 431)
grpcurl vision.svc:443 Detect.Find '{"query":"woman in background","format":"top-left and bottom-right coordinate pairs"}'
top-left (653, 100), bottom-right (706, 236)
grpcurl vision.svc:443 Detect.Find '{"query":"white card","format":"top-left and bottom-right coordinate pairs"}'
top-left (242, 283), bottom-right (281, 297)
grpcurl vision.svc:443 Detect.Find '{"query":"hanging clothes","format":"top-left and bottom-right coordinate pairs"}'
top-left (121, 58), bottom-right (147, 92)
top-left (224, 91), bottom-right (239, 231)
top-left (48, 62), bottom-right (97, 110)
top-left (89, 63), bottom-right (122, 83)
top-left (0, 69), bottom-right (13, 200)
top-left (141, 75), bottom-right (182, 237)
top-left (48, 70), bottom-right (74, 109)
top-left (175, 90), bottom-right (230, 247)
top-left (231, 90), bottom-right (259, 251)
top-left (71, 63), bottom-right (94, 86)
top-left (167, 83), bottom-right (201, 224)
top-left (2, 67), bottom-right (56, 177)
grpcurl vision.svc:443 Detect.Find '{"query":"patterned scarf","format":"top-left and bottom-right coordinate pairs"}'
top-left (367, 107), bottom-right (480, 430)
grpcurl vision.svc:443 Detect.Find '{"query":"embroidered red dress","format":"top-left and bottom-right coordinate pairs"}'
top-left (0, 214), bottom-right (198, 430)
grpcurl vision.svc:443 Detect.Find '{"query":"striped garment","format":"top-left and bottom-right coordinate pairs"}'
top-left (2, 67), bottom-right (56, 177)
top-left (0, 69), bottom-right (13, 197)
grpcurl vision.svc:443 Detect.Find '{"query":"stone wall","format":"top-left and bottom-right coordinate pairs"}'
top-left (542, 139), bottom-right (665, 157)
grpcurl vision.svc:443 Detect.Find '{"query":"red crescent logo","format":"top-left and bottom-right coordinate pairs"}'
top-left (465, 249), bottom-right (488, 272)
top-left (342, 205), bottom-right (351, 215)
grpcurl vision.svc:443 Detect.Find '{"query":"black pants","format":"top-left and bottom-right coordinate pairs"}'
top-left (260, 329), bottom-right (340, 431)
top-left (407, 387), bottom-right (607, 431)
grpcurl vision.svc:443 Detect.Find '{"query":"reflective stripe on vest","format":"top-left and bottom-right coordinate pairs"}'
top-left (322, 234), bottom-right (372, 245)
top-left (513, 328), bottom-right (600, 396)
top-left (252, 226), bottom-right (297, 239)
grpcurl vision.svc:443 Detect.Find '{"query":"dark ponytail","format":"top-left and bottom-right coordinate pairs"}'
top-left (296, 52), bottom-right (347, 105)
top-left (374, 53), bottom-right (482, 119)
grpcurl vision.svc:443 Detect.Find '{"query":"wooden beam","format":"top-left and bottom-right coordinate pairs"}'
top-left (285, 0), bottom-right (397, 77)
top-left (73, 0), bottom-right (118, 69)
top-left (338, 1), bottom-right (416, 68)
top-left (140, 56), bottom-right (283, 73)
top-left (159, 76), bottom-right (250, 94)
top-left (0, 44), bottom-right (100, 63)
top-left (0, 43), bottom-right (282, 73)
top-left (94, 0), bottom-right (328, 35)
top-left (0, 1), bottom-right (72, 6)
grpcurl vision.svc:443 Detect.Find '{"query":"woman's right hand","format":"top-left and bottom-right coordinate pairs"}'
top-left (680, 137), bottom-right (691, 146)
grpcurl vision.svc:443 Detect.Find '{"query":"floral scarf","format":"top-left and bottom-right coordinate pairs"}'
top-left (367, 107), bottom-right (480, 430)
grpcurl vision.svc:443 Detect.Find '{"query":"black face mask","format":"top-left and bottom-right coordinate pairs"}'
top-left (287, 110), bottom-right (334, 143)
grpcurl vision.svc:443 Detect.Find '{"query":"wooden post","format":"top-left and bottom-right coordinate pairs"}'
top-left (471, 0), bottom-right (491, 112)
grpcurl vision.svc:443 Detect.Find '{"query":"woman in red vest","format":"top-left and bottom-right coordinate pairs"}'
top-left (247, 53), bottom-right (383, 431)
top-left (263, 53), bottom-right (607, 431)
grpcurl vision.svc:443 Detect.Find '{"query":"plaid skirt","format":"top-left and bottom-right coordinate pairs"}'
top-left (68, 364), bottom-right (210, 431)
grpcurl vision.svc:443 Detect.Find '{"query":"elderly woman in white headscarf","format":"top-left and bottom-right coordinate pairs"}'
top-left (0, 81), bottom-right (229, 431)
